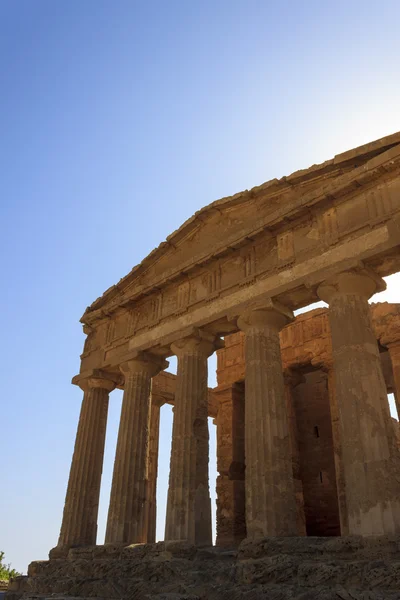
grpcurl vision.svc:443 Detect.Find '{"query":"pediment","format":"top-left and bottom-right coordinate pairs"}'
top-left (83, 131), bottom-right (400, 323)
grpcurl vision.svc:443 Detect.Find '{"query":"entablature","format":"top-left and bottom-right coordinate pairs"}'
top-left (78, 137), bottom-right (400, 375)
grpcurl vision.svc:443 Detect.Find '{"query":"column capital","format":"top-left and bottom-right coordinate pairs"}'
top-left (237, 299), bottom-right (293, 333)
top-left (171, 329), bottom-right (223, 358)
top-left (120, 352), bottom-right (169, 378)
top-left (317, 269), bottom-right (385, 303)
top-left (72, 370), bottom-right (119, 393)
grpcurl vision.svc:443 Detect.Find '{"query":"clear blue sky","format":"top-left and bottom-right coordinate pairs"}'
top-left (1, 0), bottom-right (400, 573)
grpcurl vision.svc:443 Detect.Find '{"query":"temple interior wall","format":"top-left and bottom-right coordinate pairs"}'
top-left (292, 368), bottom-right (340, 537)
top-left (215, 382), bottom-right (246, 546)
top-left (40, 137), bottom-right (400, 586)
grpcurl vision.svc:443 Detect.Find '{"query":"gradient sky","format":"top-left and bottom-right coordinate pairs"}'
top-left (1, 0), bottom-right (400, 573)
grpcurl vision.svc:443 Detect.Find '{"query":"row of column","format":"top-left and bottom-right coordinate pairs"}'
top-left (57, 331), bottom-right (220, 551)
top-left (56, 269), bottom-right (400, 553)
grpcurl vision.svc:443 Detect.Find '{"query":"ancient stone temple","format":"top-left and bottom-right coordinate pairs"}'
top-left (8, 132), bottom-right (400, 599)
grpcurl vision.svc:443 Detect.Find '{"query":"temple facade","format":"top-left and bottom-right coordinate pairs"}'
top-left (51, 132), bottom-right (400, 556)
top-left (55, 301), bottom-right (400, 554)
top-left (8, 132), bottom-right (400, 600)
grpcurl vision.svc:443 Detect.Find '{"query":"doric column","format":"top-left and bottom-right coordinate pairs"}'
top-left (105, 353), bottom-right (167, 545)
top-left (318, 271), bottom-right (400, 536)
top-left (165, 331), bottom-right (221, 545)
top-left (386, 344), bottom-right (400, 418)
top-left (214, 383), bottom-right (246, 546)
top-left (146, 395), bottom-right (163, 543)
top-left (322, 361), bottom-right (349, 536)
top-left (57, 374), bottom-right (116, 549)
top-left (237, 301), bottom-right (297, 538)
top-left (283, 369), bottom-right (306, 536)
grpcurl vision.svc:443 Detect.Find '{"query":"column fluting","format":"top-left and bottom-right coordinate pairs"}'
top-left (105, 354), bottom-right (167, 544)
top-left (323, 361), bottom-right (349, 536)
top-left (58, 375), bottom-right (115, 548)
top-left (146, 396), bottom-right (162, 543)
top-left (238, 302), bottom-right (297, 539)
top-left (318, 271), bottom-right (400, 536)
top-left (165, 332), bottom-right (219, 545)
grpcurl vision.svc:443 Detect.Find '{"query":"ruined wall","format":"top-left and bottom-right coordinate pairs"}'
top-left (292, 370), bottom-right (340, 536)
top-left (214, 383), bottom-right (246, 546)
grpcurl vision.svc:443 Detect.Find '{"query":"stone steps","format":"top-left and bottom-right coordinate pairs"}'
top-left (6, 537), bottom-right (400, 600)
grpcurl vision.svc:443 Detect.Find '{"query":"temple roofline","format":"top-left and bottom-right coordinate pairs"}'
top-left (81, 131), bottom-right (400, 324)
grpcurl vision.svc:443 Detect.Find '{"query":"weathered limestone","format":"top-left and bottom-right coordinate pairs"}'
top-left (290, 369), bottom-right (341, 536)
top-left (105, 354), bottom-right (167, 545)
top-left (388, 344), bottom-right (400, 416)
top-left (283, 369), bottom-right (306, 537)
top-left (215, 304), bottom-right (400, 540)
top-left (146, 395), bottom-right (163, 543)
top-left (57, 374), bottom-right (116, 549)
top-left (165, 331), bottom-right (220, 545)
top-left (369, 302), bottom-right (400, 418)
top-left (237, 301), bottom-right (297, 538)
top-left (12, 133), bottom-right (400, 600)
top-left (214, 382), bottom-right (246, 546)
top-left (323, 361), bottom-right (349, 536)
top-left (318, 271), bottom-right (400, 536)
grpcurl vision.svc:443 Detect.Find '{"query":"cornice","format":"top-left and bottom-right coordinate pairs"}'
top-left (81, 133), bottom-right (400, 325)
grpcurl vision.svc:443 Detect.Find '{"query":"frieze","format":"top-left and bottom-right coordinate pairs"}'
top-left (82, 138), bottom-right (400, 328)
top-left (318, 207), bottom-right (339, 247)
top-left (106, 320), bottom-right (115, 344)
top-left (367, 179), bottom-right (397, 222)
top-left (242, 246), bottom-right (256, 279)
top-left (177, 281), bottom-right (190, 312)
top-left (205, 265), bottom-right (222, 301)
top-left (127, 309), bottom-right (140, 336)
top-left (149, 294), bottom-right (163, 324)
top-left (79, 147), bottom-right (400, 372)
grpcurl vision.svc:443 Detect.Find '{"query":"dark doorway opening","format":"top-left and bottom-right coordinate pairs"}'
top-left (291, 368), bottom-right (341, 536)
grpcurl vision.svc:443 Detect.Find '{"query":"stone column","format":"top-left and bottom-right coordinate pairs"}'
top-left (57, 374), bottom-right (116, 549)
top-left (146, 395), bottom-right (163, 543)
top-left (165, 331), bottom-right (221, 545)
top-left (283, 369), bottom-right (306, 536)
top-left (105, 353), bottom-right (167, 545)
top-left (238, 301), bottom-right (297, 538)
top-left (214, 383), bottom-right (246, 546)
top-left (387, 344), bottom-right (400, 418)
top-left (323, 361), bottom-right (349, 536)
top-left (318, 271), bottom-right (400, 536)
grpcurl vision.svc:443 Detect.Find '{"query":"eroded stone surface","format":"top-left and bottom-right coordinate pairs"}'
top-left (165, 333), bottom-right (220, 545)
top-left (8, 538), bottom-right (400, 600)
top-left (214, 301), bottom-right (400, 544)
top-left (18, 134), bottom-right (400, 598)
top-left (237, 305), bottom-right (296, 538)
top-left (105, 355), bottom-right (168, 545)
